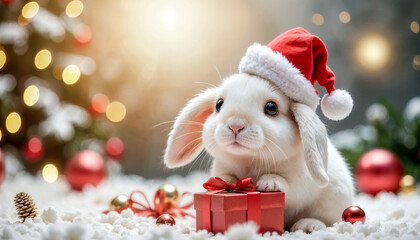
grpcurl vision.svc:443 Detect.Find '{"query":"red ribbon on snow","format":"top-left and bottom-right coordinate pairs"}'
top-left (201, 177), bottom-right (261, 232)
top-left (104, 190), bottom-right (194, 218)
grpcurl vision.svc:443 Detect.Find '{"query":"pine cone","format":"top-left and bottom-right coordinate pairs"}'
top-left (14, 192), bottom-right (38, 223)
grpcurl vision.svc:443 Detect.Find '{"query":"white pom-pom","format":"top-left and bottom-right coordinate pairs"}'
top-left (321, 89), bottom-right (353, 121)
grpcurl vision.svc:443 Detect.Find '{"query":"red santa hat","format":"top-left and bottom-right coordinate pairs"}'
top-left (238, 27), bottom-right (353, 120)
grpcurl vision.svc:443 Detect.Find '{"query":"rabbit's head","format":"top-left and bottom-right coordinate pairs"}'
top-left (164, 73), bottom-right (329, 187)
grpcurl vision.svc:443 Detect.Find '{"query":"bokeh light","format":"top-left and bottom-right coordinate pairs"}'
top-left (413, 55), bottom-right (420, 70)
top-left (23, 85), bottom-right (40, 107)
top-left (411, 21), bottom-right (419, 34)
top-left (106, 101), bottom-right (126, 122)
top-left (42, 164), bottom-right (59, 183)
top-left (355, 33), bottom-right (392, 72)
top-left (0, 50), bottom-right (6, 69)
top-left (22, 1), bottom-right (39, 19)
top-left (90, 93), bottom-right (110, 114)
top-left (6, 112), bottom-right (22, 134)
top-left (0, 129), bottom-right (2, 143)
top-left (53, 64), bottom-right (65, 80)
top-left (34, 49), bottom-right (52, 70)
top-left (62, 65), bottom-right (81, 85)
top-left (312, 13), bottom-right (324, 26)
top-left (339, 11), bottom-right (351, 23)
top-left (66, 0), bottom-right (84, 18)
top-left (17, 14), bottom-right (29, 26)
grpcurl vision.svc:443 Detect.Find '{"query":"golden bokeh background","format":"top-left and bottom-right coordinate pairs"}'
top-left (1, 0), bottom-right (419, 178)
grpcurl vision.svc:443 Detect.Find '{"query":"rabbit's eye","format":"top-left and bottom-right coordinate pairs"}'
top-left (216, 98), bottom-right (224, 112)
top-left (265, 101), bottom-right (278, 116)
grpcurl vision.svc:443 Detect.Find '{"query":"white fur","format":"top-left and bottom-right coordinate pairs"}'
top-left (321, 89), bottom-right (354, 121)
top-left (238, 43), bottom-right (320, 111)
top-left (164, 73), bottom-right (354, 232)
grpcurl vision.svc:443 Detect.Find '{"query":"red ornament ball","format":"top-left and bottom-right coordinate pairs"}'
top-left (65, 150), bottom-right (105, 191)
top-left (342, 206), bottom-right (366, 224)
top-left (356, 148), bottom-right (404, 196)
top-left (156, 214), bottom-right (176, 226)
top-left (105, 137), bottom-right (124, 160)
top-left (23, 137), bottom-right (44, 163)
top-left (0, 149), bottom-right (4, 187)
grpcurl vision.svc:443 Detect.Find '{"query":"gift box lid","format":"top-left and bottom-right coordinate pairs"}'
top-left (194, 192), bottom-right (284, 212)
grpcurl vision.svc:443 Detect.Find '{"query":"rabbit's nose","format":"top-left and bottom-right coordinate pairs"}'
top-left (229, 124), bottom-right (245, 135)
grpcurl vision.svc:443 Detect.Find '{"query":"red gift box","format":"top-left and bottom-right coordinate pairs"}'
top-left (194, 177), bottom-right (285, 234)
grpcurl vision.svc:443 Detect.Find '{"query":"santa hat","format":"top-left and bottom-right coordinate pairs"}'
top-left (238, 27), bottom-right (353, 120)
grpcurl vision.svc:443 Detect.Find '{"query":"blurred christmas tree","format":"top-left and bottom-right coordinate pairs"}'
top-left (331, 97), bottom-right (420, 179)
top-left (0, 0), bottom-right (124, 175)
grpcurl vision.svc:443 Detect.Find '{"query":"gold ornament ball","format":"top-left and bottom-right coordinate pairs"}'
top-left (109, 194), bottom-right (129, 211)
top-left (156, 183), bottom-right (179, 209)
top-left (400, 175), bottom-right (417, 195)
top-left (156, 214), bottom-right (176, 226)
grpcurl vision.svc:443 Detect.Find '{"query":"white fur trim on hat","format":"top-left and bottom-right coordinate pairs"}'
top-left (238, 43), bottom-right (320, 110)
top-left (321, 89), bottom-right (353, 121)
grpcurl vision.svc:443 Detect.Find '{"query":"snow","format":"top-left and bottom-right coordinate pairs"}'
top-left (0, 172), bottom-right (419, 240)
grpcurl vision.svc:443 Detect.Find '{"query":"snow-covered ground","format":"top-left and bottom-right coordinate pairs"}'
top-left (0, 172), bottom-right (419, 240)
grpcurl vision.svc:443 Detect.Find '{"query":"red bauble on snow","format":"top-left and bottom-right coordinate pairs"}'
top-left (23, 137), bottom-right (44, 163)
top-left (105, 137), bottom-right (124, 160)
top-left (65, 150), bottom-right (105, 191)
top-left (356, 148), bottom-right (404, 196)
top-left (342, 206), bottom-right (366, 224)
top-left (0, 149), bottom-right (4, 187)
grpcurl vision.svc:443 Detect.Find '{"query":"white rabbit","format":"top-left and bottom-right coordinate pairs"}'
top-left (163, 73), bottom-right (354, 232)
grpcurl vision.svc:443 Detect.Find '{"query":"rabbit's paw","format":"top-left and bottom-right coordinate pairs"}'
top-left (217, 174), bottom-right (238, 184)
top-left (291, 218), bottom-right (326, 233)
top-left (256, 174), bottom-right (289, 192)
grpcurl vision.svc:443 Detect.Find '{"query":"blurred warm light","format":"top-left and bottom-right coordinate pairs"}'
top-left (339, 11), bottom-right (351, 23)
top-left (22, 1), bottom-right (39, 19)
top-left (23, 85), bottom-right (40, 107)
top-left (34, 49), bottom-right (52, 70)
top-left (53, 64), bottom-right (64, 80)
top-left (411, 21), bottom-right (419, 34)
top-left (74, 26), bottom-right (92, 46)
top-left (62, 65), bottom-right (81, 85)
top-left (414, 55), bottom-right (420, 70)
top-left (0, 49), bottom-right (6, 70)
top-left (91, 94), bottom-right (110, 114)
top-left (355, 33), bottom-right (392, 72)
top-left (106, 101), bottom-right (126, 122)
top-left (6, 112), bottom-right (22, 134)
top-left (17, 14), bottom-right (29, 26)
top-left (28, 137), bottom-right (42, 154)
top-left (0, 129), bottom-right (2, 143)
top-left (161, 8), bottom-right (179, 28)
top-left (42, 164), bottom-right (59, 183)
top-left (312, 13), bottom-right (324, 26)
top-left (66, 0), bottom-right (84, 18)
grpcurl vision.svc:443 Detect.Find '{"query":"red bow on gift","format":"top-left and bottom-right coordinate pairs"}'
top-left (203, 177), bottom-right (256, 192)
top-left (104, 190), bottom-right (194, 218)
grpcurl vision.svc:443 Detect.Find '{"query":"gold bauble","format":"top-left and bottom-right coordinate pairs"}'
top-left (400, 175), bottom-right (417, 195)
top-left (155, 183), bottom-right (179, 209)
top-left (109, 194), bottom-right (129, 211)
top-left (156, 214), bottom-right (175, 226)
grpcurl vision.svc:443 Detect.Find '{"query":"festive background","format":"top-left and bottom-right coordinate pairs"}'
top-left (1, 0), bottom-right (420, 239)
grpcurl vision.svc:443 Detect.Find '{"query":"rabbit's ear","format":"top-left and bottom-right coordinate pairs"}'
top-left (164, 88), bottom-right (218, 168)
top-left (291, 102), bottom-right (329, 187)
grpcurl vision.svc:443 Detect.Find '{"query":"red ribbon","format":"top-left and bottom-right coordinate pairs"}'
top-left (202, 177), bottom-right (261, 232)
top-left (104, 190), bottom-right (194, 218)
